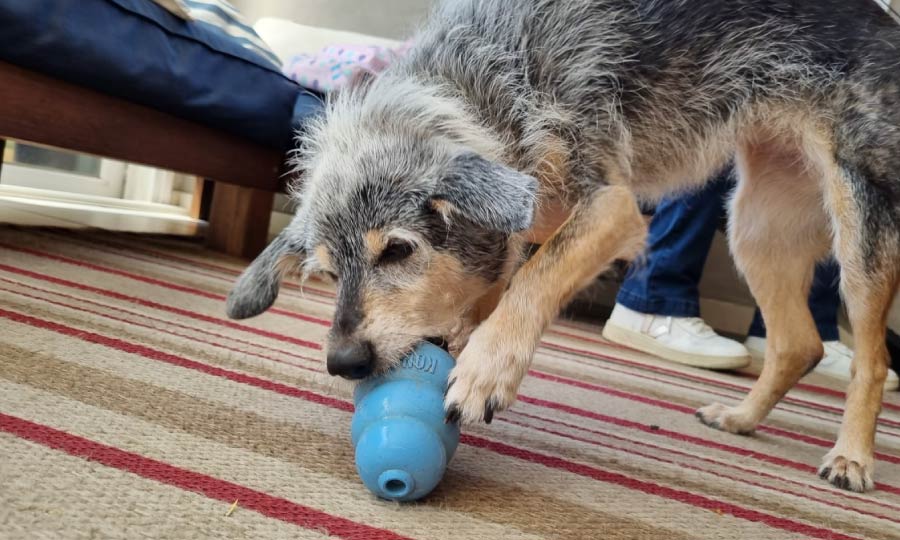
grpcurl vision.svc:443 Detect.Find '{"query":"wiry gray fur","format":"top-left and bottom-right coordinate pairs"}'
top-left (229, 1), bottom-right (900, 490)
top-left (231, 0), bottom-right (900, 346)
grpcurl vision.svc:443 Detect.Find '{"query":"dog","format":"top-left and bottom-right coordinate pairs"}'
top-left (226, 0), bottom-right (900, 493)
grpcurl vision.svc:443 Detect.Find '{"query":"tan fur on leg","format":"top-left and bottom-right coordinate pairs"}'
top-left (444, 185), bottom-right (647, 424)
top-left (448, 281), bottom-right (507, 357)
top-left (698, 130), bottom-right (830, 434)
top-left (819, 280), bottom-right (895, 492)
top-left (817, 164), bottom-right (900, 492)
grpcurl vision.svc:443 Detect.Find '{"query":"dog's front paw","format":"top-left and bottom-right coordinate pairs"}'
top-left (443, 324), bottom-right (531, 425)
top-left (818, 448), bottom-right (874, 492)
top-left (695, 403), bottom-right (757, 435)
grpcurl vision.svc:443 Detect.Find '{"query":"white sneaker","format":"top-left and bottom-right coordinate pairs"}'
top-left (744, 337), bottom-right (900, 391)
top-left (602, 304), bottom-right (751, 370)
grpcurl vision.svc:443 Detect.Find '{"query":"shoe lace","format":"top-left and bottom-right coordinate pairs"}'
top-left (680, 317), bottom-right (717, 337)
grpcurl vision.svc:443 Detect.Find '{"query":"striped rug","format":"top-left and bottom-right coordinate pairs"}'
top-left (1, 225), bottom-right (899, 540)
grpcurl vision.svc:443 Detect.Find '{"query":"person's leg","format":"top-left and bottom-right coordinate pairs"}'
top-left (604, 169), bottom-right (750, 369)
top-left (808, 259), bottom-right (841, 342)
top-left (615, 174), bottom-right (731, 316)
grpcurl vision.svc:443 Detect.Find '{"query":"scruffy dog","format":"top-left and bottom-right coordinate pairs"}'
top-left (227, 0), bottom-right (900, 492)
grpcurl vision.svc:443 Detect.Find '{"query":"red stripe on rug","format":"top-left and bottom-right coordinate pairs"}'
top-left (11, 278), bottom-right (898, 519)
top-left (516, 395), bottom-right (813, 471)
top-left (505, 409), bottom-right (900, 514)
top-left (7, 258), bottom-right (900, 473)
top-left (15, 279), bottom-right (900, 505)
top-left (18, 243), bottom-right (900, 440)
top-left (540, 348), bottom-right (900, 434)
top-left (0, 414), bottom-right (408, 540)
top-left (545, 326), bottom-right (867, 408)
top-left (0, 264), bottom-right (321, 351)
top-left (0, 243), bottom-right (329, 326)
top-left (0, 308), bottom-right (349, 413)
top-left (62, 232), bottom-right (336, 299)
top-left (41, 232), bottom-right (335, 307)
top-left (7, 251), bottom-right (891, 449)
top-left (499, 416), bottom-right (898, 523)
top-left (0, 285), bottom-right (320, 375)
top-left (527, 370), bottom-right (900, 465)
top-left (459, 434), bottom-right (860, 540)
top-left (0, 284), bottom-right (864, 485)
top-left (518, 392), bottom-right (900, 496)
top-left (541, 339), bottom-right (900, 415)
top-left (25, 231), bottom-right (332, 308)
top-left (0, 308), bottom-right (875, 538)
top-left (0, 277), bottom-right (321, 366)
top-left (5, 260), bottom-right (900, 471)
top-left (8, 243), bottom-right (900, 431)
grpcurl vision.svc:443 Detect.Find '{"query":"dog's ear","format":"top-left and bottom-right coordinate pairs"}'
top-left (429, 153), bottom-right (539, 233)
top-left (226, 218), bottom-right (306, 320)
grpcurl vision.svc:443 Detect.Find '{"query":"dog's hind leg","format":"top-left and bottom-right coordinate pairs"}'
top-left (697, 133), bottom-right (831, 435)
top-left (444, 185), bottom-right (647, 424)
top-left (817, 161), bottom-right (900, 492)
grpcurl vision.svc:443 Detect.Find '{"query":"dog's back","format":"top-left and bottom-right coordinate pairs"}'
top-left (393, 0), bottom-right (900, 197)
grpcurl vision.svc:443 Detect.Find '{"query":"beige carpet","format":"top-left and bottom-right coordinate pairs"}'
top-left (1, 225), bottom-right (899, 540)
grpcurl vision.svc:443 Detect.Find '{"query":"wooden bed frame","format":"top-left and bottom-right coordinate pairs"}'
top-left (0, 61), bottom-right (289, 259)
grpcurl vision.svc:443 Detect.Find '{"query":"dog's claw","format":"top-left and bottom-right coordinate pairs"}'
top-left (445, 405), bottom-right (461, 425)
top-left (818, 467), bottom-right (831, 480)
top-left (484, 399), bottom-right (495, 424)
top-left (839, 475), bottom-right (850, 490)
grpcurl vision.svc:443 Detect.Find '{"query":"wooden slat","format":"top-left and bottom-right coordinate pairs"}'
top-left (188, 176), bottom-right (205, 220)
top-left (206, 182), bottom-right (274, 259)
top-left (0, 61), bottom-right (284, 191)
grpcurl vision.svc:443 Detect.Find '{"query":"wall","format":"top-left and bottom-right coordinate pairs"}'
top-left (231, 0), bottom-right (433, 39)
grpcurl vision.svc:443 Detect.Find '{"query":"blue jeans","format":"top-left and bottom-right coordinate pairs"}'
top-left (616, 172), bottom-right (841, 342)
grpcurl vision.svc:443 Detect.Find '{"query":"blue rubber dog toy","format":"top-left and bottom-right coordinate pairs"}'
top-left (351, 342), bottom-right (460, 502)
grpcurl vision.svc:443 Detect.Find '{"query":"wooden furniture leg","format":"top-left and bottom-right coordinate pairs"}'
top-left (207, 181), bottom-right (274, 259)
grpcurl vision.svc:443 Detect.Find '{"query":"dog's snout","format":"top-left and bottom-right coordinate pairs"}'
top-left (327, 340), bottom-right (375, 379)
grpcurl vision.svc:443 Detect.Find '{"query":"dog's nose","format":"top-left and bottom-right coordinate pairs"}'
top-left (327, 340), bottom-right (375, 379)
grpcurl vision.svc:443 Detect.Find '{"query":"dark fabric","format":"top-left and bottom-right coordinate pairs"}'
top-left (0, 0), bottom-right (324, 150)
top-left (887, 329), bottom-right (900, 370)
top-left (617, 173), bottom-right (732, 318)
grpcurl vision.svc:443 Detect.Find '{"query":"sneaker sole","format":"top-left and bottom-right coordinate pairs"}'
top-left (602, 323), bottom-right (751, 370)
top-left (746, 345), bottom-right (899, 391)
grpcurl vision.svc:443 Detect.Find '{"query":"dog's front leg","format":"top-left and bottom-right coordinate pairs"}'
top-left (444, 185), bottom-right (647, 424)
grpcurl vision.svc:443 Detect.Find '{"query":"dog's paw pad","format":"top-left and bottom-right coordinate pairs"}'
top-left (695, 403), bottom-right (755, 435)
top-left (818, 455), bottom-right (874, 492)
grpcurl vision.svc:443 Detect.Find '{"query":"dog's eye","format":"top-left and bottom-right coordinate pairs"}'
top-left (378, 240), bottom-right (415, 265)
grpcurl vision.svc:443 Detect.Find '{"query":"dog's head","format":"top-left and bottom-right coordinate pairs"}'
top-left (226, 85), bottom-right (538, 379)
